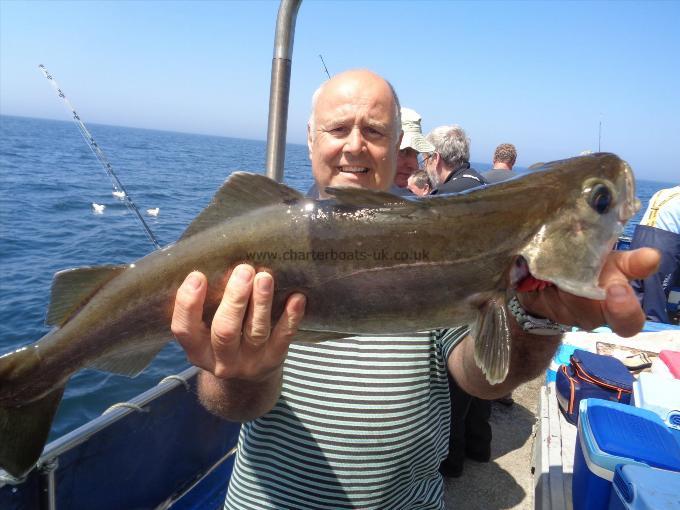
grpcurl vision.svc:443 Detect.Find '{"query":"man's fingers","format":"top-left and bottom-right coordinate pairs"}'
top-left (171, 271), bottom-right (213, 369)
top-left (267, 293), bottom-right (306, 362)
top-left (211, 265), bottom-right (254, 359)
top-left (603, 282), bottom-right (645, 337)
top-left (242, 272), bottom-right (275, 351)
top-left (601, 248), bottom-right (661, 284)
top-left (596, 248), bottom-right (656, 337)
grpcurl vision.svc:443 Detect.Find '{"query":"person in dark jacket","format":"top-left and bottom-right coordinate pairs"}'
top-left (423, 125), bottom-right (486, 194)
top-left (420, 124), bottom-right (491, 476)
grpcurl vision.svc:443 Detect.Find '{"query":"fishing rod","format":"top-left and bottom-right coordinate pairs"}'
top-left (598, 114), bottom-right (603, 152)
top-left (318, 54), bottom-right (331, 79)
top-left (38, 64), bottom-right (161, 250)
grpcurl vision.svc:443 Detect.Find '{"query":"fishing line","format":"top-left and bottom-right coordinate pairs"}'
top-left (38, 64), bottom-right (161, 250)
top-left (318, 55), bottom-right (331, 79)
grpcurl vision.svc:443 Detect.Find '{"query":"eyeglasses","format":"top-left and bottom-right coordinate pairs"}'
top-left (420, 153), bottom-right (435, 167)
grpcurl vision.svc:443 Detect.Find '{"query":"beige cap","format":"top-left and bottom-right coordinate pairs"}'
top-left (400, 107), bottom-right (435, 153)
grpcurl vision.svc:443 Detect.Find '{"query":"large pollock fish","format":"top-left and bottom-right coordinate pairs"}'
top-left (0, 153), bottom-right (638, 478)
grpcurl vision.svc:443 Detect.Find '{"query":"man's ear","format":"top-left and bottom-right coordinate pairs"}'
top-left (307, 123), bottom-right (314, 160)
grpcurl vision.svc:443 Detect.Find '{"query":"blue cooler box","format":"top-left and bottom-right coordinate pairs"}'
top-left (573, 399), bottom-right (680, 510)
top-left (608, 464), bottom-right (680, 509)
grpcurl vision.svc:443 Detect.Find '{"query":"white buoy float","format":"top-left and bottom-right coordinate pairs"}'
top-left (91, 203), bottom-right (105, 214)
top-left (146, 208), bottom-right (159, 217)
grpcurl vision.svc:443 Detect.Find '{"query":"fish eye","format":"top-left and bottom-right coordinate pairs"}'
top-left (588, 183), bottom-right (612, 214)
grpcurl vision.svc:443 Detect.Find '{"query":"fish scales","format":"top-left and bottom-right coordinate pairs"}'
top-left (0, 153), bottom-right (638, 478)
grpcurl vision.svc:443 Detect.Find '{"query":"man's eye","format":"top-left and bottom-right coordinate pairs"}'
top-left (364, 127), bottom-right (384, 138)
top-left (329, 126), bottom-right (348, 135)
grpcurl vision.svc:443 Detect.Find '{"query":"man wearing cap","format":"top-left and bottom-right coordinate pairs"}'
top-left (424, 124), bottom-right (487, 194)
top-left (394, 107), bottom-right (435, 189)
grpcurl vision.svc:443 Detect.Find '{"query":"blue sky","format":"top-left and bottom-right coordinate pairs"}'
top-left (1, 0), bottom-right (678, 182)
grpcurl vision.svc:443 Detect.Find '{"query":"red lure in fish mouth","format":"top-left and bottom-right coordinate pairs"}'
top-left (510, 256), bottom-right (556, 293)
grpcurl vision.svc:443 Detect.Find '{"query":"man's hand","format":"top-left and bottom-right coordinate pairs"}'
top-left (519, 247), bottom-right (660, 337)
top-left (171, 264), bottom-right (306, 382)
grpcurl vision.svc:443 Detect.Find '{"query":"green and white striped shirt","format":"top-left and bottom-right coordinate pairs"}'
top-left (225, 327), bottom-right (468, 509)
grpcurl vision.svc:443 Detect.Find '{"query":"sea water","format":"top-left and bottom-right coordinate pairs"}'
top-left (0, 115), bottom-right (675, 439)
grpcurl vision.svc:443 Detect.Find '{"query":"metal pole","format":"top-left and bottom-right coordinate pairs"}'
top-left (265, 0), bottom-right (302, 183)
top-left (38, 458), bottom-right (58, 510)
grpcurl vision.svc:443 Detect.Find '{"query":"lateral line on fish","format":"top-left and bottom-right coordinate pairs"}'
top-left (285, 258), bottom-right (505, 290)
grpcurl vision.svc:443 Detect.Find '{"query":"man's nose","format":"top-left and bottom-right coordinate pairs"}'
top-left (343, 127), bottom-right (364, 154)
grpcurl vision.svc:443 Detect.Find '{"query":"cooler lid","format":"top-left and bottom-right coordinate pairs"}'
top-left (582, 399), bottom-right (680, 472)
top-left (613, 464), bottom-right (680, 508)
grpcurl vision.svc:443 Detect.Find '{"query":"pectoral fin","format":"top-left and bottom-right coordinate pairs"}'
top-left (87, 333), bottom-right (169, 377)
top-left (471, 295), bottom-right (511, 385)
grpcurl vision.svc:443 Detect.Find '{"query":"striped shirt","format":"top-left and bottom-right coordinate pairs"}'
top-left (224, 327), bottom-right (468, 509)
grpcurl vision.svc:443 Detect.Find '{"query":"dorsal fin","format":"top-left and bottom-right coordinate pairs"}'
top-left (324, 186), bottom-right (413, 208)
top-left (47, 265), bottom-right (127, 326)
top-left (180, 172), bottom-right (305, 240)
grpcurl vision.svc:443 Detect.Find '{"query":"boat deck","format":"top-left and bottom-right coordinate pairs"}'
top-left (446, 328), bottom-right (680, 510)
top-left (444, 375), bottom-right (542, 509)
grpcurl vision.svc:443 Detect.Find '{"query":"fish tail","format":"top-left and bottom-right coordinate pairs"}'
top-left (0, 385), bottom-right (65, 479)
top-left (0, 340), bottom-right (65, 479)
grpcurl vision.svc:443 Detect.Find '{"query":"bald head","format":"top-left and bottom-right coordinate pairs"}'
top-left (306, 69), bottom-right (403, 194)
top-left (309, 70), bottom-right (402, 141)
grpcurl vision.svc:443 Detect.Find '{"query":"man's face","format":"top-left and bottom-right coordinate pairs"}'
top-left (421, 152), bottom-right (438, 185)
top-left (307, 72), bottom-right (400, 195)
top-left (395, 148), bottom-right (419, 188)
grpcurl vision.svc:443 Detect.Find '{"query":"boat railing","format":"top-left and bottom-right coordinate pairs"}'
top-left (31, 367), bottom-right (200, 467)
top-left (0, 366), bottom-right (241, 510)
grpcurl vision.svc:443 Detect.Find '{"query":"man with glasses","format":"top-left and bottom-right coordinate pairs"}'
top-left (423, 125), bottom-right (487, 194)
top-left (419, 124), bottom-right (493, 476)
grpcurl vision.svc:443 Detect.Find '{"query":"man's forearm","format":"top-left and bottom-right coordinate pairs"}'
top-left (197, 367), bottom-right (284, 422)
top-left (450, 319), bottom-right (561, 399)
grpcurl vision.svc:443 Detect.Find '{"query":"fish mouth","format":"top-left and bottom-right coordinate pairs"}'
top-left (510, 256), bottom-right (555, 292)
top-left (510, 255), bottom-right (606, 300)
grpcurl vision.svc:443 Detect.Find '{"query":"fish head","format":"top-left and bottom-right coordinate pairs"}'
top-left (514, 153), bottom-right (640, 299)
